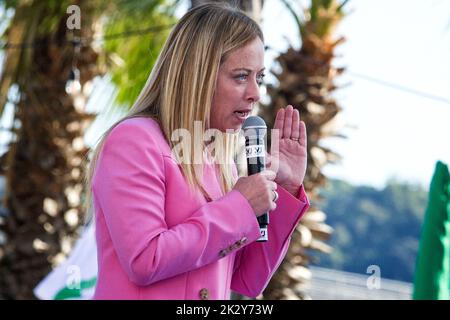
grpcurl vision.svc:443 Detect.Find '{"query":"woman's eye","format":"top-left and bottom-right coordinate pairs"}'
top-left (236, 74), bottom-right (248, 81)
top-left (257, 73), bottom-right (266, 85)
top-left (235, 73), bottom-right (265, 85)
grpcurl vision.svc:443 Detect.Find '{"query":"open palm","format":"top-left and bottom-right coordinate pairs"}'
top-left (268, 105), bottom-right (307, 195)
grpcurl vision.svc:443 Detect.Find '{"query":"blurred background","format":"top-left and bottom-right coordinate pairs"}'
top-left (0, 0), bottom-right (449, 300)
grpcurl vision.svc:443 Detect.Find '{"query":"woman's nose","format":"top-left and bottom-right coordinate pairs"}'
top-left (246, 78), bottom-right (261, 103)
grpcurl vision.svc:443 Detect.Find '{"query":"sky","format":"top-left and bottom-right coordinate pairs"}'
top-left (260, 0), bottom-right (450, 188)
top-left (3, 0), bottom-right (449, 189)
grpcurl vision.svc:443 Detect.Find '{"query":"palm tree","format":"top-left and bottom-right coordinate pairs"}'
top-left (259, 0), bottom-right (349, 299)
top-left (0, 0), bottom-right (104, 299)
top-left (0, 0), bottom-right (176, 299)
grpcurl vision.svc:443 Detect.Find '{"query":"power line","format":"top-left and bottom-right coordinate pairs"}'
top-left (347, 71), bottom-right (450, 106)
top-left (2, 26), bottom-right (450, 107)
top-left (266, 44), bottom-right (450, 106)
top-left (0, 24), bottom-right (175, 50)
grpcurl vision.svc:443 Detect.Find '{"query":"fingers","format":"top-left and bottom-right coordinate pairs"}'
top-left (263, 174), bottom-right (277, 206)
top-left (268, 182), bottom-right (278, 211)
top-left (260, 170), bottom-right (276, 181)
top-left (271, 189), bottom-right (279, 204)
top-left (283, 105), bottom-right (293, 138)
top-left (265, 152), bottom-right (272, 167)
top-left (291, 109), bottom-right (300, 140)
top-left (299, 121), bottom-right (307, 148)
top-left (270, 202), bottom-right (277, 211)
top-left (273, 105), bottom-right (305, 147)
top-left (268, 180), bottom-right (277, 191)
top-left (270, 188), bottom-right (278, 210)
top-left (274, 108), bottom-right (285, 131)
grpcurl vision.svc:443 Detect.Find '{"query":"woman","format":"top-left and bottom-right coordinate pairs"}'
top-left (87, 3), bottom-right (309, 300)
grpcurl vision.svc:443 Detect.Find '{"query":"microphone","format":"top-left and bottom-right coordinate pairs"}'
top-left (242, 116), bottom-right (269, 242)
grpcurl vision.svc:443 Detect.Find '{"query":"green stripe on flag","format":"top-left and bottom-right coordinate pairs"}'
top-left (54, 277), bottom-right (97, 300)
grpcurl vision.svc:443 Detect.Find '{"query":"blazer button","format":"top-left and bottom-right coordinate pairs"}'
top-left (236, 236), bottom-right (248, 246)
top-left (219, 249), bottom-right (227, 258)
top-left (199, 288), bottom-right (209, 300)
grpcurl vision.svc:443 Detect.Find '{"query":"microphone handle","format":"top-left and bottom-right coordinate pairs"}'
top-left (245, 137), bottom-right (269, 242)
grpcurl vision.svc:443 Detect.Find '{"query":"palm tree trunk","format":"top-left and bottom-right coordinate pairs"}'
top-left (260, 0), bottom-right (347, 300)
top-left (0, 0), bottom-right (102, 299)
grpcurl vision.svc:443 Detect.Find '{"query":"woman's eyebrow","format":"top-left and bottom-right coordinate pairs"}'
top-left (231, 67), bottom-right (266, 73)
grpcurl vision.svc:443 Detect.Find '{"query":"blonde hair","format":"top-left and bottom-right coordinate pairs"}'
top-left (85, 2), bottom-right (264, 210)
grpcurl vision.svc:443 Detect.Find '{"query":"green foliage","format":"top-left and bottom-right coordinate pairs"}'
top-left (314, 178), bottom-right (428, 282)
top-left (280, 0), bottom-right (349, 39)
top-left (103, 0), bottom-right (178, 110)
top-left (0, 0), bottom-right (19, 10)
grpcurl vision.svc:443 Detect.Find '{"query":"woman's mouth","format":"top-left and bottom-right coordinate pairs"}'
top-left (233, 110), bottom-right (250, 122)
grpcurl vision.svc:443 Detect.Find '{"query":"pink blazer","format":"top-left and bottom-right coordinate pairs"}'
top-left (92, 117), bottom-right (309, 300)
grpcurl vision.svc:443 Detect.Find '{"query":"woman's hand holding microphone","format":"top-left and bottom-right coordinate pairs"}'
top-left (232, 170), bottom-right (278, 217)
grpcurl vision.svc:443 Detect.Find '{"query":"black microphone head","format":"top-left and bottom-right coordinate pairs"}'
top-left (242, 116), bottom-right (267, 139)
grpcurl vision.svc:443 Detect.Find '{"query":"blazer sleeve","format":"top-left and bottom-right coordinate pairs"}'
top-left (230, 179), bottom-right (310, 298)
top-left (92, 121), bottom-right (262, 287)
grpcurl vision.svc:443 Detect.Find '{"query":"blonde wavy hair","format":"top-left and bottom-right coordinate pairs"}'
top-left (85, 2), bottom-right (264, 209)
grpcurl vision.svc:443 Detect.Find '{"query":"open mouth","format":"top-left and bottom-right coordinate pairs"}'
top-left (233, 110), bottom-right (250, 118)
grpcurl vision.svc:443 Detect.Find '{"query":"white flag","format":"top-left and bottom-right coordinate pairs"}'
top-left (34, 222), bottom-right (97, 300)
